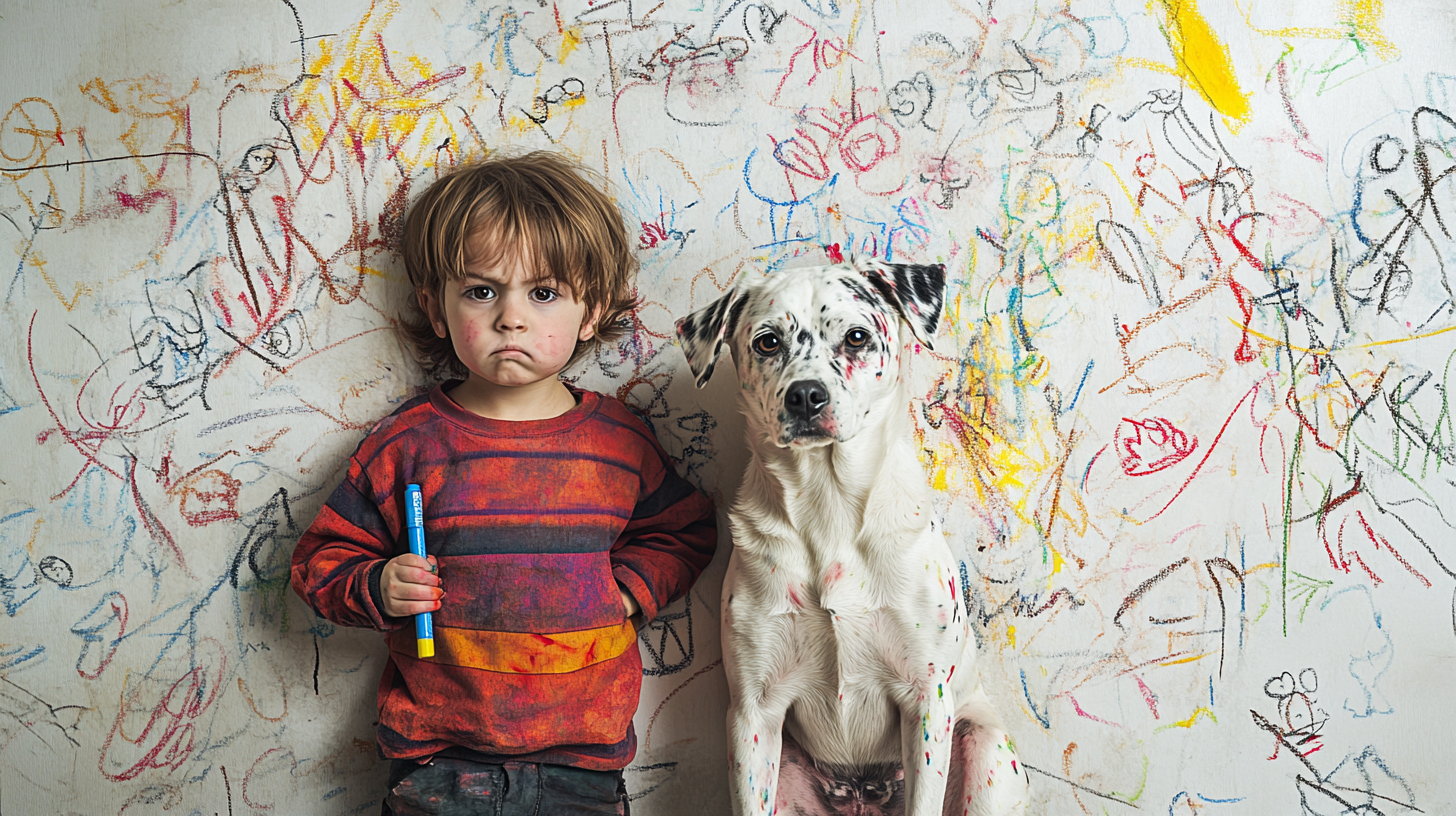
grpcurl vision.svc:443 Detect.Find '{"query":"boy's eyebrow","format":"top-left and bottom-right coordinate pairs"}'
top-left (458, 271), bottom-right (561, 286)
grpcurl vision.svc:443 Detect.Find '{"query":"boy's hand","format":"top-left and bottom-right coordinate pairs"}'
top-left (381, 553), bottom-right (443, 618)
top-left (618, 583), bottom-right (640, 619)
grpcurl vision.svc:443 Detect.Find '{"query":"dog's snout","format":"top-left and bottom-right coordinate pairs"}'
top-left (785, 380), bottom-right (830, 419)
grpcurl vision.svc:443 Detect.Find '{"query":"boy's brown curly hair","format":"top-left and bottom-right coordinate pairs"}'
top-left (398, 151), bottom-right (640, 377)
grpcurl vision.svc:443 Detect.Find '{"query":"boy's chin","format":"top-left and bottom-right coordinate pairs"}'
top-left (463, 358), bottom-right (564, 387)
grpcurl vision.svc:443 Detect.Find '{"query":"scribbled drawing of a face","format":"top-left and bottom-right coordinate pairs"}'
top-left (1265, 668), bottom-right (1326, 743)
top-left (675, 260), bottom-right (945, 448)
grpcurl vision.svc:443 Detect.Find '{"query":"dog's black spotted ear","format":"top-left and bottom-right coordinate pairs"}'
top-left (857, 260), bottom-right (946, 350)
top-left (675, 290), bottom-right (743, 388)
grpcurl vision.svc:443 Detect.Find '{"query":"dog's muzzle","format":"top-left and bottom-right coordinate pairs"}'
top-left (780, 379), bottom-right (835, 444)
top-left (785, 379), bottom-right (829, 420)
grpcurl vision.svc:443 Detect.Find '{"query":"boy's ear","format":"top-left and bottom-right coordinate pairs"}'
top-left (675, 289), bottom-right (744, 388)
top-left (417, 288), bottom-right (448, 339)
top-left (854, 259), bottom-right (946, 350)
top-left (578, 302), bottom-right (605, 343)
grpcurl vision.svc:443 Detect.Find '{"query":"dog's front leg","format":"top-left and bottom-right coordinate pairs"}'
top-left (726, 700), bottom-right (787, 815)
top-left (899, 672), bottom-right (957, 816)
top-left (722, 564), bottom-right (798, 816)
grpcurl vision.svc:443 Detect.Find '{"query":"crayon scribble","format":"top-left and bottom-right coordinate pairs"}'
top-left (2, 0), bottom-right (1453, 813)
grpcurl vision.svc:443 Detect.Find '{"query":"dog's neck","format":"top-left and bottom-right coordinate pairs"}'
top-left (737, 380), bottom-right (930, 552)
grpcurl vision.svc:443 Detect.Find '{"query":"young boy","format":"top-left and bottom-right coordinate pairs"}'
top-left (291, 152), bottom-right (717, 815)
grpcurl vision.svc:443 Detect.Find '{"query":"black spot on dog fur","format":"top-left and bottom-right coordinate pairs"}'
top-left (726, 293), bottom-right (750, 341)
top-left (861, 262), bottom-right (944, 345)
top-left (840, 276), bottom-right (884, 307)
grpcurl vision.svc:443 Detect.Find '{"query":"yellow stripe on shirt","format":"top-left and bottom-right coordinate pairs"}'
top-left (389, 620), bottom-right (636, 674)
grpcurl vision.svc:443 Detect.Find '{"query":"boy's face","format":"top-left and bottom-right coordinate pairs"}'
top-left (419, 246), bottom-right (596, 394)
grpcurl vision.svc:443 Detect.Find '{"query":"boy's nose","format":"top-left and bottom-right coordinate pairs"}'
top-left (496, 296), bottom-right (528, 331)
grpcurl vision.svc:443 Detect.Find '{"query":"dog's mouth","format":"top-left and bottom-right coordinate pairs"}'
top-left (777, 418), bottom-right (839, 448)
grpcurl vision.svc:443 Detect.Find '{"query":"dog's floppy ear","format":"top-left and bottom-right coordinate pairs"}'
top-left (675, 290), bottom-right (744, 387)
top-left (858, 261), bottom-right (946, 350)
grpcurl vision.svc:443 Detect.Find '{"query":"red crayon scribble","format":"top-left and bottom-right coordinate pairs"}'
top-left (28, 313), bottom-right (191, 576)
top-left (640, 221), bottom-right (668, 248)
top-left (768, 100), bottom-right (903, 194)
top-left (1114, 416), bottom-right (1197, 476)
top-left (243, 746), bottom-right (300, 810)
top-left (1142, 382), bottom-right (1262, 523)
top-left (99, 645), bottom-right (225, 781)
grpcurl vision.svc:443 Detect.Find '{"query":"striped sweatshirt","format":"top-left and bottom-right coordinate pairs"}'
top-left (290, 383), bottom-right (717, 769)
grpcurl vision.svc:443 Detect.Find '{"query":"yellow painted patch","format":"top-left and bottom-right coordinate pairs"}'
top-left (1007, 624), bottom-right (1017, 648)
top-left (559, 26), bottom-right (584, 62)
top-left (1154, 0), bottom-right (1251, 122)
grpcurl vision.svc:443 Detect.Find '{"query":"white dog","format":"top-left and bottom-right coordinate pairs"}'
top-left (676, 260), bottom-right (1028, 816)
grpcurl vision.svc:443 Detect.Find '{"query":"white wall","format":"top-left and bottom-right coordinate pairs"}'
top-left (2, 0), bottom-right (1455, 812)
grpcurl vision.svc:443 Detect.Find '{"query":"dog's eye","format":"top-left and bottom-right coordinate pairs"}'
top-left (752, 334), bottom-right (781, 356)
top-left (845, 328), bottom-right (870, 348)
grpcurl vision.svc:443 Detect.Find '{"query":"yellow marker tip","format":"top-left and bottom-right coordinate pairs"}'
top-left (417, 639), bottom-right (434, 658)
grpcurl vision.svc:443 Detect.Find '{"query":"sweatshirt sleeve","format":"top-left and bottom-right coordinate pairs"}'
top-left (610, 435), bottom-right (718, 623)
top-left (291, 459), bottom-right (402, 631)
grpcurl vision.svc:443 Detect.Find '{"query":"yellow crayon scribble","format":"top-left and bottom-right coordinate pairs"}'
top-left (1237, 0), bottom-right (1399, 61)
top-left (559, 26), bottom-right (584, 62)
top-left (1047, 544), bottom-right (1067, 577)
top-left (1153, 0), bottom-right (1251, 122)
top-left (1229, 316), bottom-right (1456, 355)
top-left (1156, 706), bottom-right (1218, 731)
top-left (291, 0), bottom-right (472, 172)
top-left (1157, 651), bottom-right (1215, 667)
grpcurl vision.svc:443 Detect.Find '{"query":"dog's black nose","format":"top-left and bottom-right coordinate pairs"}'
top-left (784, 380), bottom-right (829, 419)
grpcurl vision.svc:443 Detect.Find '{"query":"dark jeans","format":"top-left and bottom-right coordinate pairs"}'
top-left (382, 757), bottom-right (629, 816)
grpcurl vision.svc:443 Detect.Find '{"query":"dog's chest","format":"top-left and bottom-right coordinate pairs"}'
top-left (744, 531), bottom-right (968, 664)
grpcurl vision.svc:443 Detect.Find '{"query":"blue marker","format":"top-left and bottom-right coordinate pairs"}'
top-left (405, 484), bottom-right (435, 658)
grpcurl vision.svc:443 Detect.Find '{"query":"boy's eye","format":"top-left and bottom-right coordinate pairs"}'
top-left (530, 287), bottom-right (559, 303)
top-left (465, 286), bottom-right (495, 301)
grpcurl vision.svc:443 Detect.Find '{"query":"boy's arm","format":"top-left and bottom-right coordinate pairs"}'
top-left (291, 463), bottom-right (402, 631)
top-left (610, 440), bottom-right (718, 623)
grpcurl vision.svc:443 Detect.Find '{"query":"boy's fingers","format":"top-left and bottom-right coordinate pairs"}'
top-left (395, 553), bottom-right (431, 570)
top-left (387, 555), bottom-right (440, 587)
top-left (386, 582), bottom-right (444, 601)
top-left (389, 600), bottom-right (443, 617)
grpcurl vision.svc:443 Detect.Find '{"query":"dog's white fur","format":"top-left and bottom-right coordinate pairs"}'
top-left (677, 260), bottom-right (1028, 816)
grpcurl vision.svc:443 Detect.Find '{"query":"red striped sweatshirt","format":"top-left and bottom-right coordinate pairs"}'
top-left (290, 384), bottom-right (717, 769)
